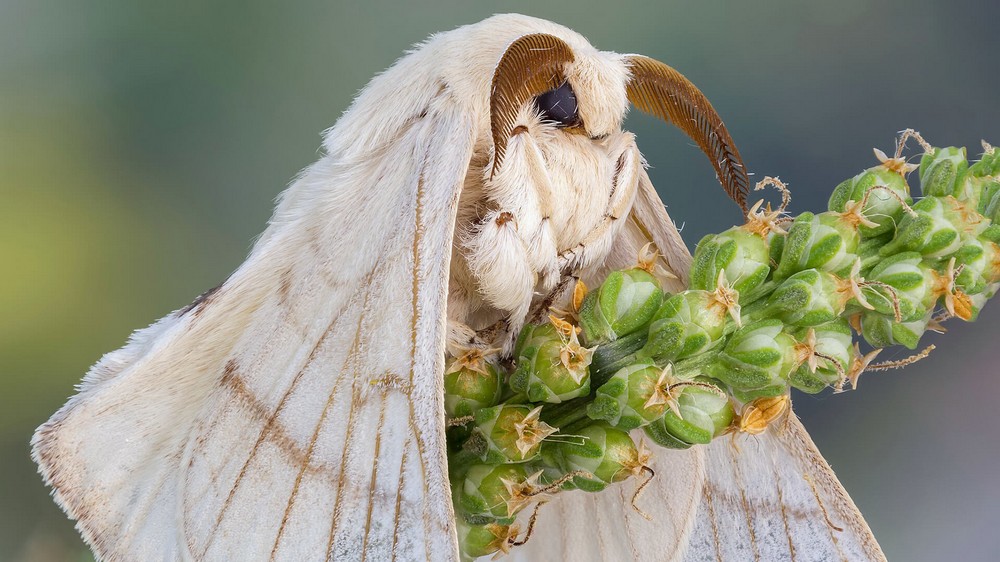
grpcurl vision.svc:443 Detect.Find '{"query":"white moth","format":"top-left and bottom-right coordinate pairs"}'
top-left (32, 13), bottom-right (885, 562)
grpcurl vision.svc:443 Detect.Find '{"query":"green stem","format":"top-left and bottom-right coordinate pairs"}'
top-left (590, 330), bottom-right (648, 387)
top-left (673, 349), bottom-right (723, 378)
top-left (541, 398), bottom-right (593, 429)
top-left (740, 279), bottom-right (777, 307)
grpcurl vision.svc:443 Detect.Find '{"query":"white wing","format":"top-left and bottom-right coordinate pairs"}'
top-left (685, 414), bottom-right (885, 562)
top-left (32, 80), bottom-right (475, 560)
top-left (511, 168), bottom-right (886, 561)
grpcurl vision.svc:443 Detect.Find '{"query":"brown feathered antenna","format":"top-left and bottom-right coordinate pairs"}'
top-left (626, 56), bottom-right (750, 211)
top-left (490, 34), bottom-right (575, 178)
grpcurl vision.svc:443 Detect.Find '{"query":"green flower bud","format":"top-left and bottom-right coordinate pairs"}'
top-left (444, 352), bottom-right (503, 418)
top-left (587, 361), bottom-right (672, 430)
top-left (657, 378), bottom-right (734, 444)
top-left (552, 423), bottom-right (643, 492)
top-left (579, 268), bottom-right (664, 344)
top-left (773, 211), bottom-right (860, 280)
top-left (879, 197), bottom-right (963, 259)
top-left (981, 225), bottom-right (1000, 246)
top-left (789, 320), bottom-right (853, 393)
top-left (456, 518), bottom-right (517, 560)
top-left (763, 268), bottom-right (846, 327)
top-left (643, 419), bottom-right (693, 449)
top-left (690, 227), bottom-right (771, 300)
top-left (640, 290), bottom-right (728, 362)
top-left (729, 383), bottom-right (790, 404)
top-left (963, 283), bottom-right (997, 321)
top-left (919, 146), bottom-right (968, 198)
top-left (709, 319), bottom-right (798, 392)
top-left (953, 174), bottom-right (1000, 212)
top-left (828, 166), bottom-right (912, 237)
top-left (860, 310), bottom-right (930, 350)
top-left (510, 322), bottom-right (593, 403)
top-left (769, 230), bottom-right (786, 269)
top-left (976, 179), bottom-right (1000, 221)
top-left (953, 237), bottom-right (993, 296)
top-left (967, 145), bottom-right (1000, 179)
top-left (459, 463), bottom-right (529, 521)
top-left (857, 231), bottom-right (894, 272)
top-left (467, 404), bottom-right (556, 464)
top-left (865, 252), bottom-right (934, 322)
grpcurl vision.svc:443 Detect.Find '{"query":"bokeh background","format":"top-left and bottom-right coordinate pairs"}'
top-left (3, 1), bottom-right (999, 560)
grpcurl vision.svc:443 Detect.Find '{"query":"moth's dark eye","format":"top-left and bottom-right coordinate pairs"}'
top-left (535, 82), bottom-right (579, 127)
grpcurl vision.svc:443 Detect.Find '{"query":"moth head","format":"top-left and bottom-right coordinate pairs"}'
top-left (484, 16), bottom-right (749, 209)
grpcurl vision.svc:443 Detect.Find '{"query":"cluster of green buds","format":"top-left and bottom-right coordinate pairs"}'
top-left (445, 132), bottom-right (1000, 560)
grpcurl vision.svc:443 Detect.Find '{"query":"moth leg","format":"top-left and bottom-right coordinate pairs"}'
top-left (462, 208), bottom-right (535, 327)
top-left (558, 142), bottom-right (642, 274)
top-left (446, 318), bottom-right (480, 352)
top-left (483, 126), bottom-right (561, 291)
top-left (464, 126), bottom-right (560, 347)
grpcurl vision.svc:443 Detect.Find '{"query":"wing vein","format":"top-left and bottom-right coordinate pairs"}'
top-left (325, 287), bottom-right (375, 561)
top-left (200, 299), bottom-right (353, 558)
top-left (804, 473), bottom-right (848, 562)
top-left (702, 485), bottom-right (723, 562)
top-left (268, 284), bottom-right (371, 561)
top-left (617, 481), bottom-right (644, 561)
top-left (360, 399), bottom-right (389, 561)
top-left (407, 169), bottom-right (436, 562)
top-left (769, 446), bottom-right (798, 562)
top-left (389, 441), bottom-right (411, 561)
top-left (730, 447), bottom-right (760, 561)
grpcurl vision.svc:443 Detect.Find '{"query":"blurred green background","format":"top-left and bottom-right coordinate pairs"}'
top-left (3, 1), bottom-right (999, 560)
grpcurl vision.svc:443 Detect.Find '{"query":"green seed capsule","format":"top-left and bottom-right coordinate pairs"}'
top-left (459, 463), bottom-right (529, 521)
top-left (828, 166), bottom-right (912, 237)
top-left (860, 310), bottom-right (930, 350)
top-left (467, 404), bottom-right (555, 464)
top-left (773, 212), bottom-right (860, 280)
top-left (551, 423), bottom-right (642, 492)
top-left (579, 268), bottom-right (664, 345)
top-left (764, 268), bottom-right (846, 327)
top-left (657, 378), bottom-right (734, 444)
top-left (919, 146), bottom-right (968, 198)
top-left (690, 227), bottom-right (771, 300)
top-left (640, 290), bottom-right (728, 362)
top-left (510, 322), bottom-right (592, 403)
top-left (709, 319), bottom-right (798, 392)
top-left (788, 320), bottom-right (853, 393)
top-left (444, 353), bottom-right (503, 418)
top-left (587, 360), bottom-right (670, 430)
top-left (865, 252), bottom-right (934, 322)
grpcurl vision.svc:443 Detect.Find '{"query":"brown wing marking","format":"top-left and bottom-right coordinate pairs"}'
top-left (198, 293), bottom-right (361, 557)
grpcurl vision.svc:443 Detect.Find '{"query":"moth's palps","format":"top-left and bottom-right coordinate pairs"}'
top-left (32, 13), bottom-right (885, 562)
